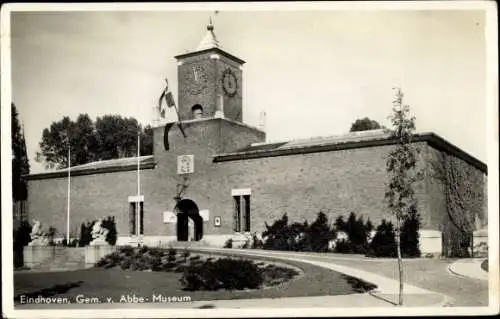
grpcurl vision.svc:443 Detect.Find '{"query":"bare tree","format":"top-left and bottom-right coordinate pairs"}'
top-left (385, 87), bottom-right (420, 306)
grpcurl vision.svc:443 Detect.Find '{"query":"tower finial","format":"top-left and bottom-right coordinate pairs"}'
top-left (207, 16), bottom-right (214, 31)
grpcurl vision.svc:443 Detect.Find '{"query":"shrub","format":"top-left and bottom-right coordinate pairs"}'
top-left (180, 258), bottom-right (263, 291)
top-left (289, 221), bottom-right (311, 251)
top-left (308, 212), bottom-right (336, 252)
top-left (79, 221), bottom-right (94, 247)
top-left (223, 238), bottom-right (233, 248)
top-left (47, 226), bottom-right (57, 246)
top-left (367, 219), bottom-right (397, 257)
top-left (181, 249), bottom-right (190, 262)
top-left (167, 247), bottom-right (177, 262)
top-left (120, 245), bottom-right (136, 256)
top-left (251, 233), bottom-right (264, 249)
top-left (262, 212), bottom-right (337, 252)
top-left (102, 216), bottom-right (117, 245)
top-left (333, 213), bottom-right (372, 254)
top-left (62, 238), bottom-right (79, 247)
top-left (13, 220), bottom-right (32, 268)
top-left (262, 213), bottom-right (293, 251)
top-left (400, 204), bottom-right (421, 258)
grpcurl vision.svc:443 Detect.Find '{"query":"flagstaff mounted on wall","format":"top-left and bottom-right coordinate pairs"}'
top-left (158, 78), bottom-right (187, 151)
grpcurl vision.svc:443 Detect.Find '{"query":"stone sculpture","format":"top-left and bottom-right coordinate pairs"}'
top-left (28, 220), bottom-right (49, 246)
top-left (90, 218), bottom-right (109, 246)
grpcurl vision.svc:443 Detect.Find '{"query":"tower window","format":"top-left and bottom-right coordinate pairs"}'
top-left (192, 104), bottom-right (203, 119)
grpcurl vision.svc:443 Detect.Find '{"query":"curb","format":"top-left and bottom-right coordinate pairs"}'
top-left (447, 259), bottom-right (488, 282)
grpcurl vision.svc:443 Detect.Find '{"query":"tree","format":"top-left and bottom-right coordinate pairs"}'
top-left (308, 212), bottom-right (336, 252)
top-left (262, 213), bottom-right (291, 251)
top-left (349, 117), bottom-right (383, 132)
top-left (385, 87), bottom-right (421, 305)
top-left (400, 204), bottom-right (421, 258)
top-left (368, 219), bottom-right (397, 257)
top-left (12, 103), bottom-right (30, 201)
top-left (36, 114), bottom-right (154, 169)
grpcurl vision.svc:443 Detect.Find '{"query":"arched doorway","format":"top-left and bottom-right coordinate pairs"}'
top-left (175, 199), bottom-right (203, 241)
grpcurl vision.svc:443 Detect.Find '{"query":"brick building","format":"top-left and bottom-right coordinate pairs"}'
top-left (26, 22), bottom-right (487, 253)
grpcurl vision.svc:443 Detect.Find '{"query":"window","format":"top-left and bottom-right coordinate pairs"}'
top-left (129, 202), bottom-right (144, 235)
top-left (192, 104), bottom-right (203, 119)
top-left (232, 191), bottom-right (251, 233)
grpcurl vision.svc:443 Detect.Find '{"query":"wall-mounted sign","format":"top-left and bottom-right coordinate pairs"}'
top-left (199, 209), bottom-right (210, 222)
top-left (231, 188), bottom-right (251, 196)
top-left (214, 216), bottom-right (221, 227)
top-left (128, 195), bottom-right (144, 203)
top-left (177, 155), bottom-right (194, 174)
top-left (163, 211), bottom-right (177, 224)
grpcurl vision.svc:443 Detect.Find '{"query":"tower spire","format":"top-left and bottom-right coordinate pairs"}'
top-left (195, 14), bottom-right (221, 51)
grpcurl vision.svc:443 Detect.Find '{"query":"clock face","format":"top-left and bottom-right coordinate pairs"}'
top-left (222, 68), bottom-right (238, 97)
top-left (185, 65), bottom-right (208, 95)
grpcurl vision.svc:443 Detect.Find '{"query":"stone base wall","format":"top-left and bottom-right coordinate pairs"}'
top-left (23, 246), bottom-right (57, 268)
top-left (84, 245), bottom-right (117, 268)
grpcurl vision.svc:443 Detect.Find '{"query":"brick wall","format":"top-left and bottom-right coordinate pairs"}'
top-left (27, 168), bottom-right (156, 238)
top-left (27, 122), bottom-right (486, 244)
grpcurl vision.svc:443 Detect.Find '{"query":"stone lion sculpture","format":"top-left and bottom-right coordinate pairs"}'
top-left (28, 220), bottom-right (49, 246)
top-left (90, 218), bottom-right (109, 246)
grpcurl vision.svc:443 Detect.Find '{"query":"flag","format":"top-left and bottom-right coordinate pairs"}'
top-left (159, 77), bottom-right (187, 150)
top-left (158, 84), bottom-right (175, 118)
top-left (163, 122), bottom-right (187, 151)
top-left (163, 122), bottom-right (175, 151)
top-left (158, 89), bottom-right (166, 118)
top-left (165, 91), bottom-right (175, 108)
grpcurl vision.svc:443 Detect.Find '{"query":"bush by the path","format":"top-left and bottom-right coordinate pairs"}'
top-left (262, 212), bottom-right (335, 252)
top-left (481, 259), bottom-right (488, 272)
top-left (96, 246), bottom-right (300, 291)
top-left (367, 219), bottom-right (397, 257)
top-left (399, 204), bottom-right (421, 258)
top-left (333, 212), bottom-right (373, 254)
top-left (96, 246), bottom-right (180, 271)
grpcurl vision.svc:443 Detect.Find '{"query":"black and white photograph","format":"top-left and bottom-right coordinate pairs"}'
top-left (1, 2), bottom-right (498, 318)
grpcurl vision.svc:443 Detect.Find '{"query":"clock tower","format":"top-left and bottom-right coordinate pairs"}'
top-left (175, 20), bottom-right (244, 122)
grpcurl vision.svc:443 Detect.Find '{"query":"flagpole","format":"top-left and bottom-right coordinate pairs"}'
top-left (66, 143), bottom-right (71, 244)
top-left (136, 129), bottom-right (140, 245)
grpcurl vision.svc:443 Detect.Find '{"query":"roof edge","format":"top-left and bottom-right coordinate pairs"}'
top-left (27, 162), bottom-right (156, 181)
top-left (213, 132), bottom-right (487, 174)
top-left (152, 117), bottom-right (265, 135)
top-left (174, 47), bottom-right (245, 65)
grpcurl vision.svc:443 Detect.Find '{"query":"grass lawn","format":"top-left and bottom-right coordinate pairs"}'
top-left (14, 257), bottom-right (371, 307)
top-left (481, 259), bottom-right (488, 272)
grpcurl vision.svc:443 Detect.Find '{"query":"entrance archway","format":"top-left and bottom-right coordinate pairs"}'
top-left (175, 199), bottom-right (203, 241)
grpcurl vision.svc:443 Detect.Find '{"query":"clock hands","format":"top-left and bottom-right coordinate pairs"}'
top-left (193, 67), bottom-right (198, 82)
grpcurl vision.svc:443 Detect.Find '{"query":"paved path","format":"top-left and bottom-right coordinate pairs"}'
top-left (179, 247), bottom-right (450, 307)
top-left (183, 248), bottom-right (490, 307)
top-left (448, 258), bottom-right (489, 281)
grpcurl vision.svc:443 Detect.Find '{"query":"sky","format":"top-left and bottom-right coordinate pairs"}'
top-left (6, 4), bottom-right (494, 173)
